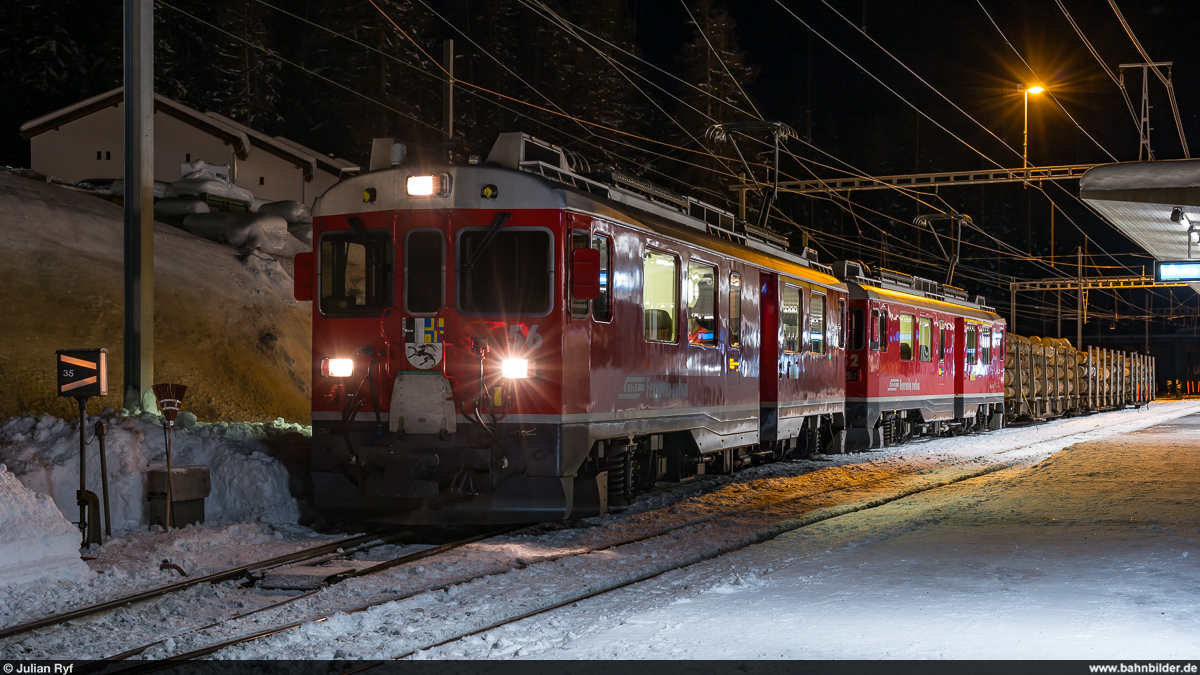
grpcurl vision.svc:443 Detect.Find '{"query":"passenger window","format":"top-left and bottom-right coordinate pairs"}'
top-left (918, 317), bottom-right (932, 362)
top-left (810, 293), bottom-right (826, 355)
top-left (898, 314), bottom-right (915, 361)
top-left (405, 230), bottom-right (443, 315)
top-left (981, 327), bottom-right (992, 365)
top-left (592, 234), bottom-right (612, 321)
top-left (938, 325), bottom-right (947, 362)
top-left (849, 308), bottom-right (866, 351)
top-left (729, 272), bottom-right (742, 348)
top-left (686, 260), bottom-right (717, 346)
top-left (570, 230), bottom-right (590, 319)
top-left (782, 284), bottom-right (801, 353)
top-left (966, 325), bottom-right (978, 365)
top-left (643, 249), bottom-right (678, 342)
top-left (320, 230), bottom-right (392, 315)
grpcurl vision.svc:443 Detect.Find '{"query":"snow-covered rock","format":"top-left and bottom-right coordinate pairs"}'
top-left (0, 463), bottom-right (91, 588)
top-left (0, 413), bottom-right (304, 533)
top-left (180, 212), bottom-right (307, 255)
top-left (166, 160), bottom-right (254, 202)
top-left (257, 200), bottom-right (311, 225)
top-left (153, 197), bottom-right (210, 218)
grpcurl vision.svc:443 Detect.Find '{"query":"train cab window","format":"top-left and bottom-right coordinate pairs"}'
top-left (939, 325), bottom-right (947, 362)
top-left (809, 293), bottom-right (826, 354)
top-left (729, 272), bottom-right (742, 348)
top-left (592, 234), bottom-right (612, 322)
top-left (849, 308), bottom-right (866, 351)
top-left (643, 249), bottom-right (678, 342)
top-left (966, 325), bottom-right (978, 365)
top-left (405, 229), bottom-right (444, 315)
top-left (459, 228), bottom-right (552, 315)
top-left (687, 260), bottom-right (717, 346)
top-left (319, 230), bottom-right (393, 315)
top-left (918, 317), bottom-right (932, 362)
top-left (782, 284), bottom-right (801, 353)
top-left (898, 314), bottom-right (915, 361)
top-left (981, 327), bottom-right (992, 365)
top-left (570, 230), bottom-right (590, 318)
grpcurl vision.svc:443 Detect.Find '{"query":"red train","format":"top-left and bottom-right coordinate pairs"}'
top-left (294, 132), bottom-right (1005, 524)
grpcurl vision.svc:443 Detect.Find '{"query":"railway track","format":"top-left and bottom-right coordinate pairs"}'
top-left (150, 406), bottom-right (1194, 662)
top-left (0, 528), bottom-right (406, 642)
top-left (17, 406), bottom-right (1187, 665)
top-left (117, 447), bottom-right (1038, 664)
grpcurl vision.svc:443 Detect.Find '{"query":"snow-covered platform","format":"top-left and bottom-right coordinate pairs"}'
top-left (550, 411), bottom-right (1200, 659)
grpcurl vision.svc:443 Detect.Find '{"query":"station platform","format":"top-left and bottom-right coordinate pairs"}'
top-left (554, 408), bottom-right (1200, 659)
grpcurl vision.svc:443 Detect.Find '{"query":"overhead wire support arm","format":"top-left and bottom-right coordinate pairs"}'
top-left (707, 121), bottom-right (799, 229)
top-left (730, 164), bottom-right (1099, 196)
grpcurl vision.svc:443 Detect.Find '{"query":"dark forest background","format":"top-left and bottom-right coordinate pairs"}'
top-left (2, 0), bottom-right (1198, 336)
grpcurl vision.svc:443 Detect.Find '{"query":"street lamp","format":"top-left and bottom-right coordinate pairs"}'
top-left (1023, 85), bottom-right (1045, 184)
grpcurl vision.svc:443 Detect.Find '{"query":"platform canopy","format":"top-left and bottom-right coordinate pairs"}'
top-left (1080, 160), bottom-right (1200, 293)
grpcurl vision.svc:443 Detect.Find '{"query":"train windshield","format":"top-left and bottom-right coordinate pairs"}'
top-left (319, 230), bottom-right (392, 315)
top-left (458, 228), bottom-right (552, 315)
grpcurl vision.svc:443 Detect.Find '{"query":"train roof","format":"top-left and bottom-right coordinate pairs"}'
top-left (832, 260), bottom-right (1002, 323)
top-left (314, 132), bottom-right (842, 289)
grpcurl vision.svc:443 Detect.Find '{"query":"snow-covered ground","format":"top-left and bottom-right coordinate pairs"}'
top-left (3, 402), bottom-right (1196, 661)
top-left (488, 406), bottom-right (1200, 660)
top-left (197, 402), bottom-right (1198, 661)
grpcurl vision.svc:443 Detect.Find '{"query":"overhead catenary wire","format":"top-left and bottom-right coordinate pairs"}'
top-left (973, 0), bottom-right (1119, 163)
top-left (1054, 0), bottom-right (1145, 146)
top-left (157, 1), bottom-right (442, 133)
top-left (1108, 0), bottom-right (1190, 158)
top-left (787, 0), bottom-right (1137, 278)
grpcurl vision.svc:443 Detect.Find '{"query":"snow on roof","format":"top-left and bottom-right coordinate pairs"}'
top-left (1080, 159), bottom-right (1200, 192)
top-left (19, 87), bottom-right (253, 160)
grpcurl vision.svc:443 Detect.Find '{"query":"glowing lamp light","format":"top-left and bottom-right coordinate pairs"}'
top-left (502, 359), bottom-right (530, 379)
top-left (323, 357), bottom-right (355, 378)
top-left (406, 174), bottom-right (450, 197)
top-left (1025, 85), bottom-right (1045, 95)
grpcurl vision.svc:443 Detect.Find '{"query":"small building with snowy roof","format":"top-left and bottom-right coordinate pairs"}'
top-left (19, 88), bottom-right (358, 206)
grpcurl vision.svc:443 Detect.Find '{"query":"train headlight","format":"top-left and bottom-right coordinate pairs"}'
top-left (406, 173), bottom-right (451, 197)
top-left (501, 359), bottom-right (530, 379)
top-left (322, 357), bottom-right (355, 378)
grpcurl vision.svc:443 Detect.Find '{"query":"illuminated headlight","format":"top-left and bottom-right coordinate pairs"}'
top-left (406, 173), bottom-right (450, 197)
top-left (322, 357), bottom-right (355, 378)
top-left (501, 359), bottom-right (530, 379)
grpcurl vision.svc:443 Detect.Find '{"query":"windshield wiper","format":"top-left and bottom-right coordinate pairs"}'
top-left (464, 212), bottom-right (510, 272)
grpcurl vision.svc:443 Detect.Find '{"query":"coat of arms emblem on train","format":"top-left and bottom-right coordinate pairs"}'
top-left (404, 317), bottom-right (444, 369)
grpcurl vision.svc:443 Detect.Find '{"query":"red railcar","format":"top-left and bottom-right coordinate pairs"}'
top-left (297, 133), bottom-right (847, 524)
top-left (834, 262), bottom-right (1006, 449)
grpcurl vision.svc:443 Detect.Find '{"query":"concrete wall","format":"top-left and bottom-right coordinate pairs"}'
top-left (307, 169), bottom-right (342, 205)
top-left (29, 102), bottom-right (234, 184)
top-left (234, 148), bottom-right (305, 204)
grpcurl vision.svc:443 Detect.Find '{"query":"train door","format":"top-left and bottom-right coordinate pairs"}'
top-left (759, 272), bottom-right (780, 441)
top-left (727, 269), bottom-right (743, 382)
top-left (563, 224), bottom-right (594, 416)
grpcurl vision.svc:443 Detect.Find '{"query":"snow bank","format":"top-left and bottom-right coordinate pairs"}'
top-left (1080, 158), bottom-right (1200, 192)
top-left (257, 200), bottom-right (311, 224)
top-left (166, 160), bottom-right (255, 202)
top-left (0, 413), bottom-right (306, 533)
top-left (0, 463), bottom-right (91, 587)
top-left (180, 212), bottom-right (308, 255)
